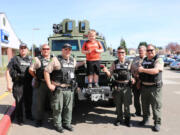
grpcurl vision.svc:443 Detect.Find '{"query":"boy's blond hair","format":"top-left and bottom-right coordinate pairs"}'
top-left (88, 29), bottom-right (96, 35)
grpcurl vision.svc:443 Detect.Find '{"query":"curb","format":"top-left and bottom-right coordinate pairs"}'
top-left (0, 102), bottom-right (15, 135)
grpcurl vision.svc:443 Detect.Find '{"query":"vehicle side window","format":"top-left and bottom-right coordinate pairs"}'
top-left (52, 40), bottom-right (79, 51)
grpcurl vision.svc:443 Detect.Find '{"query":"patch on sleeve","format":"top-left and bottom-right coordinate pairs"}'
top-left (50, 58), bottom-right (53, 62)
top-left (32, 58), bottom-right (36, 64)
top-left (158, 58), bottom-right (163, 64)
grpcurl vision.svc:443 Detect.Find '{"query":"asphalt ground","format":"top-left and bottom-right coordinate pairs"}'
top-left (0, 75), bottom-right (14, 121)
top-left (2, 67), bottom-right (180, 135)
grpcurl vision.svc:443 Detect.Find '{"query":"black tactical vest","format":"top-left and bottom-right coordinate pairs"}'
top-left (113, 59), bottom-right (131, 81)
top-left (51, 55), bottom-right (75, 84)
top-left (36, 55), bottom-right (52, 80)
top-left (13, 55), bottom-right (31, 79)
top-left (139, 55), bottom-right (162, 83)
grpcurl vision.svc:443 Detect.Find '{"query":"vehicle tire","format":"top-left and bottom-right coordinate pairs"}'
top-left (108, 98), bottom-right (115, 107)
top-left (73, 92), bottom-right (80, 109)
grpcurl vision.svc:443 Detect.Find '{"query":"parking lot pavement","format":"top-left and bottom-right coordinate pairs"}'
top-left (0, 75), bottom-right (15, 135)
top-left (0, 76), bottom-right (14, 120)
top-left (5, 68), bottom-right (180, 135)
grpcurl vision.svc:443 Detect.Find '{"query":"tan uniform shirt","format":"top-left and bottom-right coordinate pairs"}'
top-left (154, 57), bottom-right (164, 71)
top-left (44, 56), bottom-right (76, 73)
top-left (110, 59), bottom-right (132, 76)
top-left (131, 56), bottom-right (144, 88)
top-left (29, 56), bottom-right (52, 71)
top-left (131, 56), bottom-right (144, 78)
top-left (45, 56), bottom-right (76, 86)
top-left (141, 57), bottom-right (164, 85)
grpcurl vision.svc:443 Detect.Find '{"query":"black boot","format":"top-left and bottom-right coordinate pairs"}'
top-left (114, 119), bottom-right (123, 126)
top-left (36, 120), bottom-right (42, 127)
top-left (153, 124), bottom-right (160, 132)
top-left (55, 126), bottom-right (64, 133)
top-left (17, 117), bottom-right (24, 126)
top-left (125, 118), bottom-right (132, 127)
top-left (26, 114), bottom-right (34, 121)
top-left (138, 119), bottom-right (149, 126)
top-left (63, 125), bottom-right (74, 131)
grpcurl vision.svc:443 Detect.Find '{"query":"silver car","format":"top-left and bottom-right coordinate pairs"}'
top-left (170, 59), bottom-right (180, 70)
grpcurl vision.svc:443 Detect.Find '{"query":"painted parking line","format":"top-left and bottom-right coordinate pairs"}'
top-left (0, 91), bottom-right (10, 100)
top-left (173, 91), bottom-right (180, 95)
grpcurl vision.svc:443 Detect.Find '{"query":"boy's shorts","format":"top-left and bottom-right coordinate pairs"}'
top-left (87, 60), bottom-right (100, 75)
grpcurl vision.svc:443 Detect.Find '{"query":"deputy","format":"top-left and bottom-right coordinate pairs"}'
top-left (44, 43), bottom-right (76, 133)
top-left (138, 44), bottom-right (164, 132)
top-left (6, 43), bottom-right (33, 125)
top-left (103, 46), bottom-right (135, 127)
top-left (29, 44), bottom-right (52, 127)
top-left (131, 45), bottom-right (147, 116)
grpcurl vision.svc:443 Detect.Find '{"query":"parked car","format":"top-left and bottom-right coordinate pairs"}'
top-left (125, 55), bottom-right (135, 62)
top-left (163, 57), bottom-right (175, 67)
top-left (173, 55), bottom-right (180, 60)
top-left (170, 59), bottom-right (180, 70)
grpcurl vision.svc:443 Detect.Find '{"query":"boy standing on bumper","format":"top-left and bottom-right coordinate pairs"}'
top-left (82, 29), bottom-right (104, 88)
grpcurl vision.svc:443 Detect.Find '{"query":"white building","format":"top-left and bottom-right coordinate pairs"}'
top-left (0, 12), bottom-right (20, 67)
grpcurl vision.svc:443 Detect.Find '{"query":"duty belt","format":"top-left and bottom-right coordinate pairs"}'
top-left (115, 80), bottom-right (129, 83)
top-left (118, 83), bottom-right (129, 87)
top-left (40, 79), bottom-right (45, 82)
top-left (52, 81), bottom-right (71, 87)
top-left (142, 82), bottom-right (156, 86)
top-left (56, 86), bottom-right (72, 91)
top-left (142, 82), bottom-right (162, 88)
top-left (115, 80), bottom-right (130, 87)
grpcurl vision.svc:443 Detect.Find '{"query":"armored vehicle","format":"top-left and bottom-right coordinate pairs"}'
top-left (48, 19), bottom-right (116, 102)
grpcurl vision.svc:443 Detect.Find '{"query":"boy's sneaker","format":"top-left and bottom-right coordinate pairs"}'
top-left (138, 119), bottom-right (149, 126)
top-left (88, 83), bottom-right (92, 88)
top-left (94, 83), bottom-right (99, 88)
top-left (114, 120), bottom-right (123, 126)
top-left (153, 124), bottom-right (160, 132)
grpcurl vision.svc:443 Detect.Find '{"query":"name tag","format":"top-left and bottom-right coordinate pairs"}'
top-left (70, 72), bottom-right (74, 78)
top-left (20, 61), bottom-right (30, 66)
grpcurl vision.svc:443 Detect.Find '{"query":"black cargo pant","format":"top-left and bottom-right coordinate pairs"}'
top-left (23, 80), bottom-right (33, 118)
top-left (114, 85), bottom-right (132, 121)
top-left (13, 81), bottom-right (33, 120)
top-left (132, 85), bottom-right (141, 115)
top-left (141, 85), bottom-right (162, 125)
top-left (13, 82), bottom-right (24, 121)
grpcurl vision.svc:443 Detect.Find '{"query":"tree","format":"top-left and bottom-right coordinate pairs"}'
top-left (157, 46), bottom-right (163, 50)
top-left (107, 47), bottom-right (113, 55)
top-left (30, 44), bottom-right (37, 51)
top-left (138, 41), bottom-right (147, 49)
top-left (166, 42), bottom-right (180, 54)
top-left (120, 38), bottom-right (128, 54)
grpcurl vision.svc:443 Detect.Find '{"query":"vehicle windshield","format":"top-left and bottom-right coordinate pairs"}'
top-left (51, 40), bottom-right (79, 51)
top-left (80, 40), bottom-right (106, 51)
top-left (176, 59), bottom-right (180, 62)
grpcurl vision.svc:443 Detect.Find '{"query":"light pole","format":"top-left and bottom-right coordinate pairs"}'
top-left (0, 30), bottom-right (2, 67)
top-left (0, 39), bottom-right (2, 67)
top-left (32, 28), bottom-right (40, 57)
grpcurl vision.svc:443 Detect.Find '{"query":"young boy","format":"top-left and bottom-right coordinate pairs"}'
top-left (82, 29), bottom-right (104, 88)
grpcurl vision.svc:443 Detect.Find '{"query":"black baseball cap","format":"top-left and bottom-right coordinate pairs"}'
top-left (62, 43), bottom-right (72, 49)
top-left (19, 43), bottom-right (27, 48)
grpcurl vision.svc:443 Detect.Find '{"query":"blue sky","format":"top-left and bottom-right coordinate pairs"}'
top-left (1, 0), bottom-right (180, 49)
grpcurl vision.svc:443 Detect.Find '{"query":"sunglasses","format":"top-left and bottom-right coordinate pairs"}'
top-left (64, 48), bottom-right (72, 51)
top-left (118, 51), bottom-right (125, 54)
top-left (20, 47), bottom-right (27, 49)
top-left (147, 49), bottom-right (154, 52)
top-left (42, 48), bottom-right (50, 50)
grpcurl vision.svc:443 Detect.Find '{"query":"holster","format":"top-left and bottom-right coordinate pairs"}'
top-left (71, 80), bottom-right (78, 92)
top-left (32, 78), bottom-right (40, 88)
